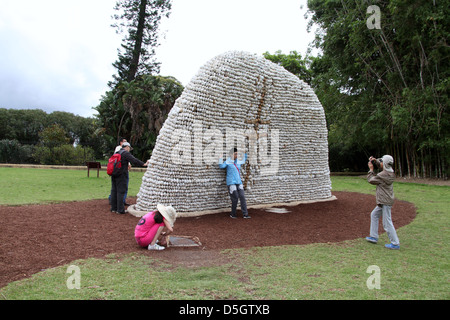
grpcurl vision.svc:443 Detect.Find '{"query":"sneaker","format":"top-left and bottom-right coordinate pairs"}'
top-left (366, 237), bottom-right (378, 244)
top-left (148, 243), bottom-right (165, 251)
top-left (243, 215), bottom-right (251, 219)
top-left (229, 214), bottom-right (237, 219)
top-left (385, 243), bottom-right (400, 250)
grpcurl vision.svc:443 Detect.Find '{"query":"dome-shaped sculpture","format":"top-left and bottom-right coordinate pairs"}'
top-left (128, 51), bottom-right (334, 217)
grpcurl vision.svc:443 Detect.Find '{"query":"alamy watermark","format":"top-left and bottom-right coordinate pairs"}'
top-left (366, 265), bottom-right (381, 290)
top-left (66, 265), bottom-right (81, 290)
top-left (64, 263), bottom-right (381, 291)
top-left (366, 5), bottom-right (381, 30)
top-left (169, 120), bottom-right (280, 176)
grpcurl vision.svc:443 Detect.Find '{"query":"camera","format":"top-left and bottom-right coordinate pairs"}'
top-left (369, 157), bottom-right (383, 169)
top-left (371, 159), bottom-right (378, 168)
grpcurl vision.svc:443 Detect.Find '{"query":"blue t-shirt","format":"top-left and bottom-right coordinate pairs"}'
top-left (218, 154), bottom-right (247, 185)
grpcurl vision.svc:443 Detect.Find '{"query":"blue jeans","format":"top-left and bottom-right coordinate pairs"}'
top-left (370, 205), bottom-right (400, 245)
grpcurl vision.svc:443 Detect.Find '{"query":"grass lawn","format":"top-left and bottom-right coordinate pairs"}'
top-left (0, 168), bottom-right (448, 300)
top-left (0, 167), bottom-right (144, 205)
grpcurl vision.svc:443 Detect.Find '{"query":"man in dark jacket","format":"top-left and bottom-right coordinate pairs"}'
top-left (111, 142), bottom-right (149, 214)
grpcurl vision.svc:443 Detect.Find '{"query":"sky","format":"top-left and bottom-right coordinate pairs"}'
top-left (0, 0), bottom-right (317, 118)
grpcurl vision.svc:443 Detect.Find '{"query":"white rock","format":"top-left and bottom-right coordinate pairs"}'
top-left (133, 51), bottom-right (333, 215)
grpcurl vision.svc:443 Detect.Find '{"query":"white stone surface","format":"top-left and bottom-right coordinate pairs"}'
top-left (134, 51), bottom-right (332, 215)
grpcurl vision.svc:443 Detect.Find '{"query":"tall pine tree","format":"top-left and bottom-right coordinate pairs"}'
top-left (110, 0), bottom-right (172, 87)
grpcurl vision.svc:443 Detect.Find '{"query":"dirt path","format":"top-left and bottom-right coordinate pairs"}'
top-left (0, 191), bottom-right (416, 288)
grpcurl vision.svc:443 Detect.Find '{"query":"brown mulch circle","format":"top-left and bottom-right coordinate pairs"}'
top-left (0, 191), bottom-right (416, 288)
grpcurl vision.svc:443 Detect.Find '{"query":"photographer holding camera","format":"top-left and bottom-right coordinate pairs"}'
top-left (365, 155), bottom-right (400, 250)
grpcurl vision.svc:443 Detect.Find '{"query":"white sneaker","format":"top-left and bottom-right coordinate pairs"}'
top-left (148, 243), bottom-right (165, 251)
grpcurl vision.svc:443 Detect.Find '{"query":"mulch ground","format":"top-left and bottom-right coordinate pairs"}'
top-left (0, 191), bottom-right (416, 288)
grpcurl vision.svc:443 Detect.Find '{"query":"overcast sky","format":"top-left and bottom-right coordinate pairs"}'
top-left (0, 0), bottom-right (316, 118)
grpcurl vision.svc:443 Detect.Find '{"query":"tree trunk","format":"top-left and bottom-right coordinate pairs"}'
top-left (396, 142), bottom-right (402, 177)
top-left (127, 0), bottom-right (148, 82)
top-left (405, 145), bottom-right (411, 178)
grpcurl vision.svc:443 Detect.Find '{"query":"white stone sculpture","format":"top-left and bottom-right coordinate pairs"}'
top-left (128, 51), bottom-right (335, 218)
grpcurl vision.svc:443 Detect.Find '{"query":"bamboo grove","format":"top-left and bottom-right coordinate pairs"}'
top-left (302, 0), bottom-right (448, 178)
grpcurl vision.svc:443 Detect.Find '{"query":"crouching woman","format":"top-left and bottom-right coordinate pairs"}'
top-left (135, 204), bottom-right (177, 251)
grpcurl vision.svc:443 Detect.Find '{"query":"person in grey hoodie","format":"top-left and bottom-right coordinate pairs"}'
top-left (366, 155), bottom-right (400, 249)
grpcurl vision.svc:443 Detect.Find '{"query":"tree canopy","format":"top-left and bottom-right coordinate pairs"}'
top-left (95, 74), bottom-right (183, 160)
top-left (268, 0), bottom-right (448, 177)
top-left (0, 109), bottom-right (100, 164)
top-left (93, 0), bottom-right (182, 160)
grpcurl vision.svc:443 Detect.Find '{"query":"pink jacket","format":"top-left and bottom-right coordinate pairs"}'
top-left (135, 211), bottom-right (165, 239)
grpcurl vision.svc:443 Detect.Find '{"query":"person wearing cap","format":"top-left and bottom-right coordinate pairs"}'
top-left (135, 204), bottom-right (177, 250)
top-left (109, 137), bottom-right (130, 205)
top-left (366, 155), bottom-right (400, 250)
top-left (110, 142), bottom-right (149, 214)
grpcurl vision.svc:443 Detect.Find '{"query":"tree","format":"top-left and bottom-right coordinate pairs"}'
top-left (100, 1), bottom-right (178, 160)
top-left (0, 109), bottom-right (102, 153)
top-left (33, 124), bottom-right (95, 165)
top-left (263, 50), bottom-right (313, 85)
top-left (95, 75), bottom-right (184, 159)
top-left (38, 124), bottom-right (70, 149)
top-left (0, 108), bottom-right (47, 145)
top-left (304, 0), bottom-right (449, 177)
top-left (110, 0), bottom-right (172, 86)
top-left (0, 139), bottom-right (35, 164)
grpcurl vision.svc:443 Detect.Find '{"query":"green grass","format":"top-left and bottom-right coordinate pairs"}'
top-left (0, 254), bottom-right (249, 300)
top-left (0, 170), bottom-right (449, 300)
top-left (0, 167), bottom-right (144, 205)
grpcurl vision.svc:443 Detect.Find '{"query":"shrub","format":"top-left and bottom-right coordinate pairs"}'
top-left (0, 139), bottom-right (36, 163)
top-left (33, 145), bottom-right (95, 165)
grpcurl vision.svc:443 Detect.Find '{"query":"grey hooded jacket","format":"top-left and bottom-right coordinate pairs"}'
top-left (367, 169), bottom-right (395, 206)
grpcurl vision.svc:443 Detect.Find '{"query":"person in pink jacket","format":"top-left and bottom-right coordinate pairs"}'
top-left (135, 204), bottom-right (177, 251)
